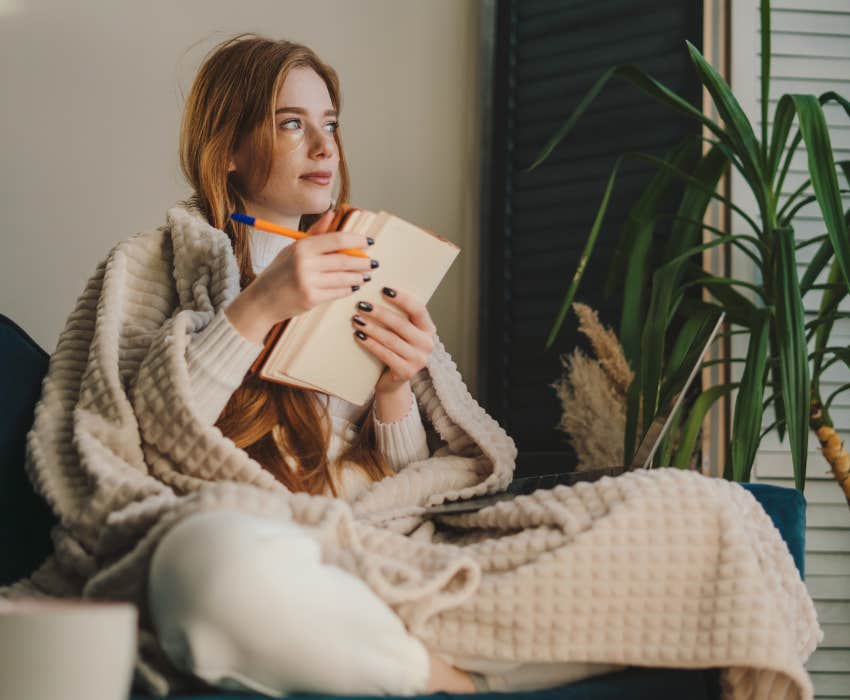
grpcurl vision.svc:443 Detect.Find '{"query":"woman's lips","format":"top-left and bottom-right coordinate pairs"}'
top-left (300, 175), bottom-right (331, 186)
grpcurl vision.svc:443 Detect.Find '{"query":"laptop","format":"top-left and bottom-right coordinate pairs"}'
top-left (425, 311), bottom-right (725, 517)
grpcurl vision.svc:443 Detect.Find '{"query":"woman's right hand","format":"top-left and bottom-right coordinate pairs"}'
top-left (225, 209), bottom-right (376, 344)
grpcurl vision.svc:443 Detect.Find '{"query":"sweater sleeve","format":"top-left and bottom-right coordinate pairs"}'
top-left (372, 391), bottom-right (431, 472)
top-left (185, 307), bottom-right (264, 425)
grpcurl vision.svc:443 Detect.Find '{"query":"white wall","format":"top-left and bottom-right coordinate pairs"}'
top-left (0, 0), bottom-right (483, 391)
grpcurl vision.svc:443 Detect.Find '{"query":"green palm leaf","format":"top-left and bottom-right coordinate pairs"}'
top-left (632, 147), bottom-right (729, 449)
top-left (760, 0), bottom-right (771, 166)
top-left (685, 41), bottom-right (766, 196)
top-left (781, 95), bottom-right (850, 295)
top-left (610, 142), bottom-right (696, 362)
top-left (524, 65), bottom-right (730, 174)
top-left (543, 157), bottom-right (622, 351)
top-left (812, 259), bottom-right (848, 391)
top-left (730, 311), bottom-right (770, 481)
top-left (673, 384), bottom-right (738, 468)
top-left (775, 91), bottom-right (850, 217)
top-left (772, 226), bottom-right (810, 489)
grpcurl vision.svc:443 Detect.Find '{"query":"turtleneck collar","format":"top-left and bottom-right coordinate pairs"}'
top-left (249, 227), bottom-right (294, 274)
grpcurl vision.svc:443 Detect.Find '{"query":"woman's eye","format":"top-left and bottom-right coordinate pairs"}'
top-left (279, 119), bottom-right (339, 133)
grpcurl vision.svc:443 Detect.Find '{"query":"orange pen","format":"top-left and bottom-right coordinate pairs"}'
top-left (229, 212), bottom-right (369, 259)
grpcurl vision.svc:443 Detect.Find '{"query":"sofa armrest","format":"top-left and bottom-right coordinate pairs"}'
top-left (740, 482), bottom-right (806, 579)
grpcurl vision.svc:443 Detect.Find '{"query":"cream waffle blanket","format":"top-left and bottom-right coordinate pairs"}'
top-left (1, 203), bottom-right (822, 699)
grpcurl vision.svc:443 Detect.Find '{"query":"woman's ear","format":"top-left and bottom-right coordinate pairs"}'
top-left (228, 159), bottom-right (237, 173)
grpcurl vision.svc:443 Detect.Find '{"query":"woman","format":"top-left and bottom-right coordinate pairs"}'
top-left (149, 33), bottom-right (485, 694)
top-left (5, 32), bottom-right (820, 700)
top-left (180, 34), bottom-right (439, 505)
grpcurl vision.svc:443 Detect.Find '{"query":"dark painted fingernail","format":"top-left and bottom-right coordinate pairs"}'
top-left (362, 273), bottom-right (371, 282)
top-left (351, 285), bottom-right (360, 291)
top-left (370, 259), bottom-right (380, 269)
top-left (357, 300), bottom-right (373, 312)
top-left (382, 287), bottom-right (396, 298)
top-left (366, 237), bottom-right (375, 246)
top-left (352, 314), bottom-right (367, 326)
top-left (355, 330), bottom-right (367, 340)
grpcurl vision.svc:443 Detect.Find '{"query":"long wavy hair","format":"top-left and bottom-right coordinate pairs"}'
top-left (178, 34), bottom-right (395, 496)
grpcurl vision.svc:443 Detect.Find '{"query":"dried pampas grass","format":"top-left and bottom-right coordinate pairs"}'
top-left (550, 303), bottom-right (633, 470)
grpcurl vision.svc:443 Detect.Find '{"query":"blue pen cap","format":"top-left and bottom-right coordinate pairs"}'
top-left (229, 212), bottom-right (256, 226)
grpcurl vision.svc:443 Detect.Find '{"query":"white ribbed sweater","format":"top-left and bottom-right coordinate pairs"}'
top-left (2, 201), bottom-right (822, 699)
top-left (187, 225), bottom-right (431, 500)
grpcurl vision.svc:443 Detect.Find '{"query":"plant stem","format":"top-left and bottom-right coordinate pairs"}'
top-left (810, 397), bottom-right (850, 508)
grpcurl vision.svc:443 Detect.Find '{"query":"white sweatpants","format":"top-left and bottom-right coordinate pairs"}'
top-left (147, 510), bottom-right (622, 696)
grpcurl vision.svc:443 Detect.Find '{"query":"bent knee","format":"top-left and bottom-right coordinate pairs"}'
top-left (146, 509), bottom-right (431, 696)
top-left (148, 509), bottom-right (320, 614)
top-left (147, 511), bottom-right (320, 674)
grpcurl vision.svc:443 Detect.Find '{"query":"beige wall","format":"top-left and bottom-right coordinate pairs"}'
top-left (0, 0), bottom-right (483, 393)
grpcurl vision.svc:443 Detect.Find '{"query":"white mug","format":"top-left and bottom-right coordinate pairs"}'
top-left (0, 599), bottom-right (137, 700)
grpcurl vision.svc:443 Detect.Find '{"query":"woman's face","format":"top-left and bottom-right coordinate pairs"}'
top-left (230, 66), bottom-right (340, 224)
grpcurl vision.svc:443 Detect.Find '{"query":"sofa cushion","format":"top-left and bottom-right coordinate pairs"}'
top-left (0, 314), bottom-right (57, 586)
top-left (129, 666), bottom-right (721, 699)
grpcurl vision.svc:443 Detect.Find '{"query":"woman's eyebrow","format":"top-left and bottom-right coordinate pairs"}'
top-left (275, 107), bottom-right (338, 117)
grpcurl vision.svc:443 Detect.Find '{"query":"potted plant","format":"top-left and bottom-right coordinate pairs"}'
top-left (529, 0), bottom-right (849, 504)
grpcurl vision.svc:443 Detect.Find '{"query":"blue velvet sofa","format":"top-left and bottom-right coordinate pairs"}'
top-left (0, 313), bottom-right (807, 699)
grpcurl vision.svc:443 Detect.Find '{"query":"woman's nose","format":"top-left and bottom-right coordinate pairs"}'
top-left (309, 128), bottom-right (336, 157)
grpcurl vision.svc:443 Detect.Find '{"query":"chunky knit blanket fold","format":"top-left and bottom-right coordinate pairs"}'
top-left (1, 202), bottom-right (822, 699)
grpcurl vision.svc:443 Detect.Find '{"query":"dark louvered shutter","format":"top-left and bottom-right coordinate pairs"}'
top-left (478, 0), bottom-right (704, 475)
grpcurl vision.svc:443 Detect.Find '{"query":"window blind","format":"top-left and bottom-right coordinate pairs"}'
top-left (480, 0), bottom-right (704, 474)
top-left (745, 2), bottom-right (850, 696)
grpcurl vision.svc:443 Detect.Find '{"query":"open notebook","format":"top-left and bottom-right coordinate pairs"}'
top-left (249, 205), bottom-right (461, 406)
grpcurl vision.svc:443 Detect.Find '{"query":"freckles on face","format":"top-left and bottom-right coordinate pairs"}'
top-left (244, 66), bottom-right (340, 215)
top-left (271, 137), bottom-right (303, 180)
top-left (273, 67), bottom-right (339, 171)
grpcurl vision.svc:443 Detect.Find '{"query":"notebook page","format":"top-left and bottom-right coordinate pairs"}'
top-left (284, 212), bottom-right (459, 405)
top-left (259, 210), bottom-right (382, 375)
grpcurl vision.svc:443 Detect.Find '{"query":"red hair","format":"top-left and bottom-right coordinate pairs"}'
top-left (178, 34), bottom-right (394, 495)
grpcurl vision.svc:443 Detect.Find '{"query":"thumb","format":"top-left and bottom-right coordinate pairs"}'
top-left (307, 208), bottom-right (336, 235)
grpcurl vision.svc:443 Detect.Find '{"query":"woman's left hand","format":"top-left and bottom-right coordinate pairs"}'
top-left (351, 286), bottom-right (436, 395)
